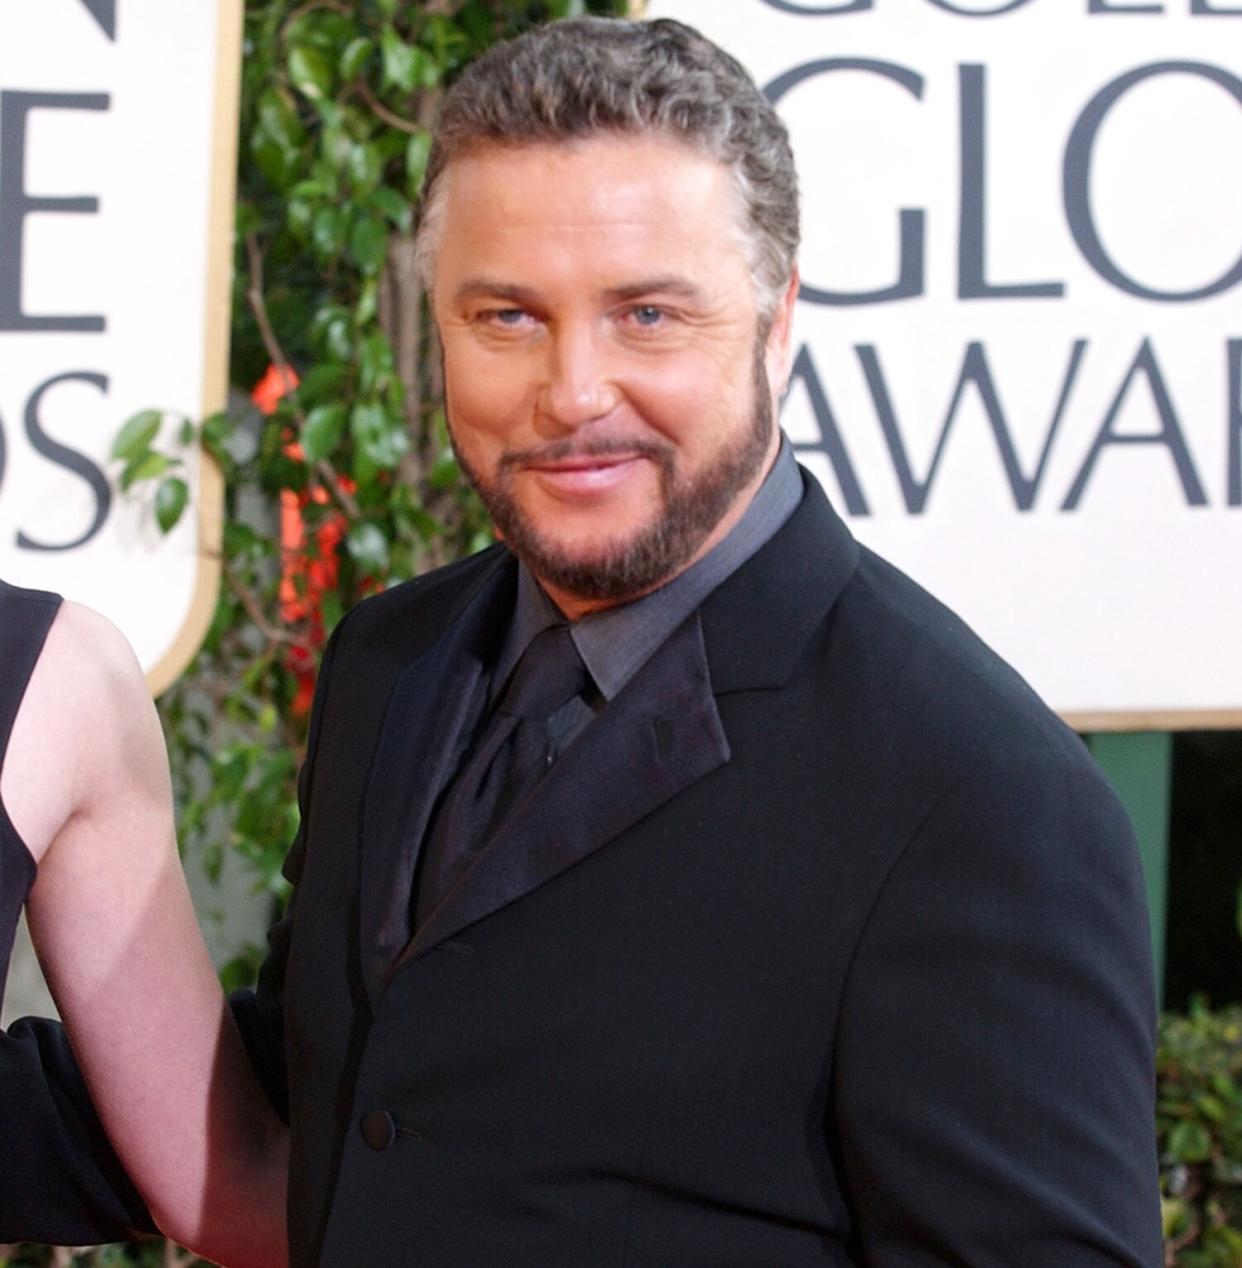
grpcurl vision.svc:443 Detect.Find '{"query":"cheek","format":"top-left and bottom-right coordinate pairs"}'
top-left (444, 354), bottom-right (530, 450)
top-left (628, 353), bottom-right (753, 441)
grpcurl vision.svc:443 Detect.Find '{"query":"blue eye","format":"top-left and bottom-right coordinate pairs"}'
top-left (631, 305), bottom-right (664, 326)
top-left (491, 308), bottom-right (527, 325)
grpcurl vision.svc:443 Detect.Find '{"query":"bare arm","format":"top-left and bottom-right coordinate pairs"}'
top-left (5, 602), bottom-right (287, 1267)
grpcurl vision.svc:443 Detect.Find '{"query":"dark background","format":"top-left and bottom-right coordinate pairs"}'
top-left (1165, 731), bottom-right (1242, 1010)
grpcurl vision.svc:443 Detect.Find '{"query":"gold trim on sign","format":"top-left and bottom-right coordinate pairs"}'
top-left (147, 0), bottom-right (241, 697)
top-left (1062, 710), bottom-right (1242, 734)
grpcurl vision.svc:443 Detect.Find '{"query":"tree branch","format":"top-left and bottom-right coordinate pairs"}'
top-left (244, 231), bottom-right (361, 522)
top-left (315, 458), bottom-right (362, 520)
top-left (244, 231), bottom-right (300, 404)
top-left (223, 562), bottom-right (315, 653)
top-left (354, 80), bottom-right (423, 136)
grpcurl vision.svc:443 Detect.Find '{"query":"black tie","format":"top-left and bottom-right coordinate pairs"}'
top-left (414, 625), bottom-right (588, 926)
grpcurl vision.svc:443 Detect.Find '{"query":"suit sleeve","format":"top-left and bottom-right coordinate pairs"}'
top-left (230, 608), bottom-right (354, 1122)
top-left (833, 743), bottom-right (1163, 1267)
top-left (0, 1016), bottom-right (156, 1245)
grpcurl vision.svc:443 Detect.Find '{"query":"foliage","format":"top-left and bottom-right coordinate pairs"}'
top-left (1159, 1000), bottom-right (1242, 1265)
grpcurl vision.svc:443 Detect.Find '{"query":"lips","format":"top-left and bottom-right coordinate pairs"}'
top-left (523, 453), bottom-right (649, 498)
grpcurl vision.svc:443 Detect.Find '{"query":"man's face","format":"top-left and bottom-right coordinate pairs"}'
top-left (431, 134), bottom-right (796, 617)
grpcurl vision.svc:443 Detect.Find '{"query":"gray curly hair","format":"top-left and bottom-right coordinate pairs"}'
top-left (414, 16), bottom-right (800, 321)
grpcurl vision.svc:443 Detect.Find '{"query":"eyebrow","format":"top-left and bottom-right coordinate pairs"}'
top-left (601, 277), bottom-right (705, 303)
top-left (452, 280), bottom-right (541, 307)
top-left (451, 276), bottom-right (707, 306)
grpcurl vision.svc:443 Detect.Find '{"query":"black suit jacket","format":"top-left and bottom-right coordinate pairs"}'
top-left (236, 472), bottom-right (1161, 1266)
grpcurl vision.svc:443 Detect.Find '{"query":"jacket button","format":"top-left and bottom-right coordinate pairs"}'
top-left (360, 1110), bottom-right (397, 1151)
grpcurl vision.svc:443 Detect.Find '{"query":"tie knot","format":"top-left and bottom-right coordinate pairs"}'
top-left (499, 625), bottom-right (588, 721)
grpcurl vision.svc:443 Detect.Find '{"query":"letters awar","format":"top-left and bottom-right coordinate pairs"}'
top-left (788, 336), bottom-right (1242, 516)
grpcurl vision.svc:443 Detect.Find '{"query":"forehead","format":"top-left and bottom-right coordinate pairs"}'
top-left (431, 135), bottom-right (752, 297)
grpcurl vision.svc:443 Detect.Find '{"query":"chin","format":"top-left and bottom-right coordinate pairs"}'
top-left (510, 523), bottom-right (697, 605)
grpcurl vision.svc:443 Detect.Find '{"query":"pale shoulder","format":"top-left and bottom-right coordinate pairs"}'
top-left (4, 602), bottom-right (162, 861)
top-left (37, 601), bottom-right (162, 779)
top-left (38, 600), bottom-right (148, 703)
top-left (42, 598), bottom-right (143, 679)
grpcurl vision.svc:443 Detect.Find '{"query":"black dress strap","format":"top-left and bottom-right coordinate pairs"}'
top-left (0, 578), bottom-right (62, 761)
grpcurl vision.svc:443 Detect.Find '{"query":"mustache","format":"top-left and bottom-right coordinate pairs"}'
top-left (499, 435), bottom-right (673, 470)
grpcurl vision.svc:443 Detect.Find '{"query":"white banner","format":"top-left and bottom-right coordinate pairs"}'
top-left (0, 0), bottom-right (235, 690)
top-left (646, 0), bottom-right (1242, 726)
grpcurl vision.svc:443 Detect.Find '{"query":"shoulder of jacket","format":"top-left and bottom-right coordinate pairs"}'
top-left (826, 547), bottom-right (1092, 784)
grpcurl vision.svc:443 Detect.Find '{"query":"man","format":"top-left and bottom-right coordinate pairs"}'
top-left (235, 16), bottom-right (1162, 1266)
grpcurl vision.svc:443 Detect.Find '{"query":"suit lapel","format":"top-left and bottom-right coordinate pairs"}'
top-left (357, 555), bottom-right (516, 1009)
top-left (380, 468), bottom-right (861, 974)
top-left (396, 610), bottom-right (729, 964)
top-left (699, 471), bottom-right (859, 695)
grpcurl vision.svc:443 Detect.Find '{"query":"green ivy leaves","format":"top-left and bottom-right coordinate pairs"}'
top-left (1158, 1003), bottom-right (1242, 1263)
top-left (340, 36), bottom-right (374, 83)
top-left (112, 409), bottom-right (190, 529)
top-left (300, 403), bottom-right (347, 463)
top-left (111, 408), bottom-right (162, 462)
top-left (287, 44), bottom-right (334, 100)
top-left (155, 476), bottom-right (190, 533)
top-left (380, 25), bottom-right (439, 93)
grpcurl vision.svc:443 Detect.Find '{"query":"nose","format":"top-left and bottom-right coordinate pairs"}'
top-left (537, 323), bottom-right (619, 431)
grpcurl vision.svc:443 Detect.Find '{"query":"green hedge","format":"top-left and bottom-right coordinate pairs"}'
top-left (1160, 1001), bottom-right (1242, 1265)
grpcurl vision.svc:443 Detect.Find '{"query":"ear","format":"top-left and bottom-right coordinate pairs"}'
top-left (763, 268), bottom-right (800, 398)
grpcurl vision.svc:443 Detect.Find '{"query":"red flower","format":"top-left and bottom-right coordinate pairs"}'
top-left (249, 364), bottom-right (349, 715)
top-left (251, 362), bottom-right (299, 416)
